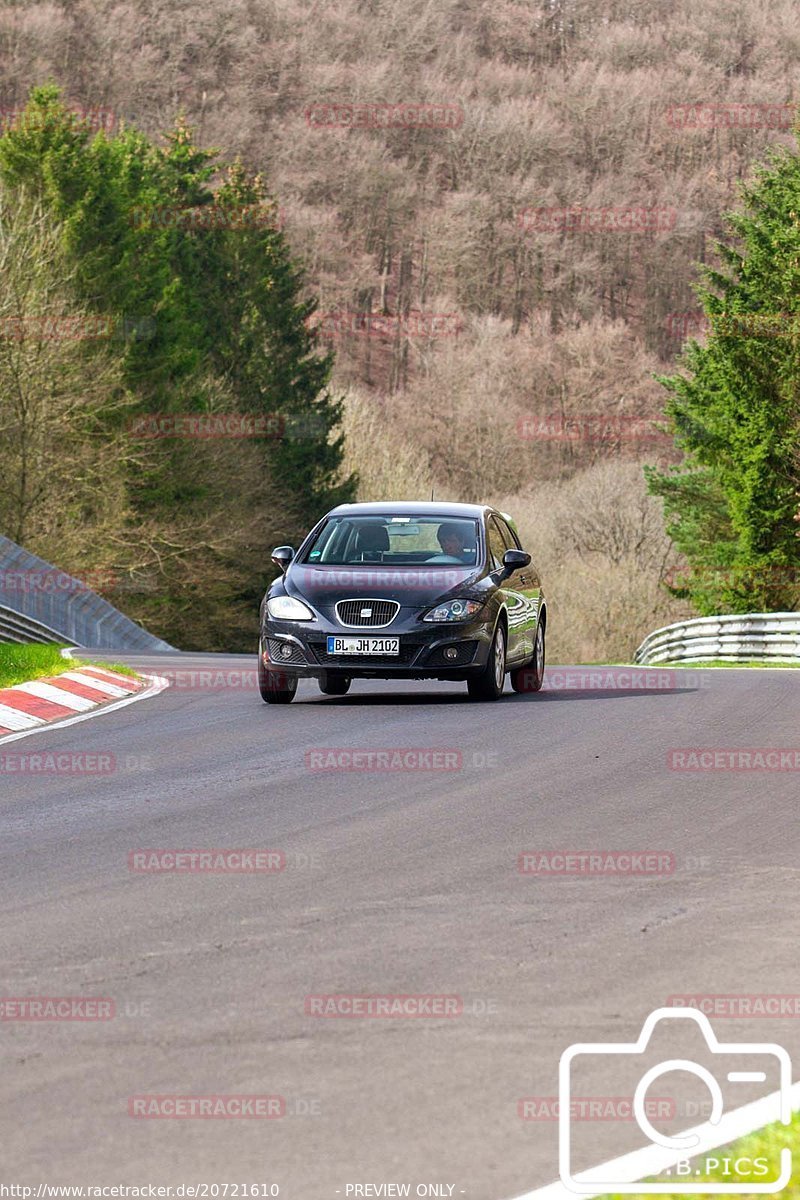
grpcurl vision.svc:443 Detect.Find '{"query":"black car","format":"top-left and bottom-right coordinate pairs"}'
top-left (258, 502), bottom-right (546, 703)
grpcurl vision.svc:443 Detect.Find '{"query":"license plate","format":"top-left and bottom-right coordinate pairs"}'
top-left (327, 636), bottom-right (400, 655)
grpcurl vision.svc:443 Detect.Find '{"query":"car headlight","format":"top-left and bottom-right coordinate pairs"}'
top-left (267, 595), bottom-right (315, 621)
top-left (423, 598), bottom-right (483, 622)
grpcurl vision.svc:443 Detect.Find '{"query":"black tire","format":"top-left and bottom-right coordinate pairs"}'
top-left (258, 645), bottom-right (298, 704)
top-left (467, 622), bottom-right (506, 701)
top-left (510, 620), bottom-right (545, 693)
top-left (319, 674), bottom-right (351, 696)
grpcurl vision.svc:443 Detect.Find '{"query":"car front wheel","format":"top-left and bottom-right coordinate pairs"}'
top-left (510, 621), bottom-right (545, 693)
top-left (467, 623), bottom-right (506, 701)
top-left (258, 644), bottom-right (298, 704)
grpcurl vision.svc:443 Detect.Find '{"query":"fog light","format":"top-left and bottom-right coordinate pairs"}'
top-left (444, 646), bottom-right (459, 660)
top-left (280, 643), bottom-right (293, 660)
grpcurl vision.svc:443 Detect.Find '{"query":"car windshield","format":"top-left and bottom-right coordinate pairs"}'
top-left (300, 515), bottom-right (481, 566)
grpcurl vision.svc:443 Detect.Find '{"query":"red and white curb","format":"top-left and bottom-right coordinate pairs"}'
top-left (0, 666), bottom-right (169, 744)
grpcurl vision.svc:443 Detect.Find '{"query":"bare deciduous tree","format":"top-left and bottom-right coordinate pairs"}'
top-left (0, 193), bottom-right (133, 562)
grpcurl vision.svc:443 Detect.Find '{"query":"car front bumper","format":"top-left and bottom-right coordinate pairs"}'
top-left (259, 615), bottom-right (495, 681)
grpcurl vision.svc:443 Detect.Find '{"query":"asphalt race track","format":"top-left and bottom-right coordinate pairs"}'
top-left (2, 653), bottom-right (799, 1198)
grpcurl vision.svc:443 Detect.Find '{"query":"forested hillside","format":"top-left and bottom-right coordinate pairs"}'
top-left (1, 0), bottom-right (799, 657)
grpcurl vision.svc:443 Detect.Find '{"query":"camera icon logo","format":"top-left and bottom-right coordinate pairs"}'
top-left (559, 1007), bottom-right (792, 1193)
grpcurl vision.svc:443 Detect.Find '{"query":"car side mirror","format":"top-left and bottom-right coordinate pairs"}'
top-left (502, 549), bottom-right (531, 574)
top-left (271, 546), bottom-right (295, 573)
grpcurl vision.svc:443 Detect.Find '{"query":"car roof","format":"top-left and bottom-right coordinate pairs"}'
top-left (326, 501), bottom-right (493, 519)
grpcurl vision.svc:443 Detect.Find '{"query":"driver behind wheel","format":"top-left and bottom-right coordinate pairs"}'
top-left (434, 522), bottom-right (475, 563)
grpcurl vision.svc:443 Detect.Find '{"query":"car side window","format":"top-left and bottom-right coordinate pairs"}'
top-left (487, 519), bottom-right (507, 570)
top-left (495, 517), bottom-right (520, 551)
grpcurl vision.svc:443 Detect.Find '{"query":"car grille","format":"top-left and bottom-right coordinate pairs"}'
top-left (335, 599), bottom-right (400, 628)
top-left (307, 640), bottom-right (419, 666)
top-left (265, 638), bottom-right (307, 665)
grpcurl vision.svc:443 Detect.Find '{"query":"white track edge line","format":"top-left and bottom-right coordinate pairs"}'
top-left (505, 1079), bottom-right (800, 1200)
top-left (0, 672), bottom-right (170, 746)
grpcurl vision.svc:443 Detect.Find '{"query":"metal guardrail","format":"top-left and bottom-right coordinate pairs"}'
top-left (0, 605), bottom-right (67, 645)
top-left (635, 612), bottom-right (800, 665)
top-left (0, 535), bottom-right (173, 651)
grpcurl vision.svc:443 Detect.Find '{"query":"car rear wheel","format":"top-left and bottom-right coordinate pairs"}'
top-left (467, 623), bottom-right (506, 701)
top-left (258, 645), bottom-right (298, 704)
top-left (319, 674), bottom-right (351, 696)
top-left (510, 621), bottom-right (545, 693)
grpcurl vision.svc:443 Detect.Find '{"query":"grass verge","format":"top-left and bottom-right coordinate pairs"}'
top-left (0, 643), bottom-right (137, 688)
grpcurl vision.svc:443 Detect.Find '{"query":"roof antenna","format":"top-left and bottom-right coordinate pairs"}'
top-left (430, 483), bottom-right (435, 501)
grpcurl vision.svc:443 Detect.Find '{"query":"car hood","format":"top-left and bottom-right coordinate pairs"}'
top-left (286, 563), bottom-right (483, 608)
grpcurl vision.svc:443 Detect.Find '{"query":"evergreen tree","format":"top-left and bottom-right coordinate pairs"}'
top-left (209, 159), bottom-right (354, 534)
top-left (646, 141), bottom-right (800, 614)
